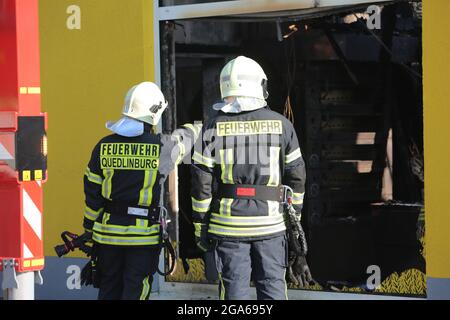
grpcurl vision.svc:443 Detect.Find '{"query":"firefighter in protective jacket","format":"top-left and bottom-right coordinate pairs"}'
top-left (191, 56), bottom-right (312, 300)
top-left (82, 82), bottom-right (201, 300)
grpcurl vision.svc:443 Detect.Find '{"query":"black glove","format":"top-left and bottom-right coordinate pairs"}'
top-left (286, 221), bottom-right (313, 287)
top-left (80, 258), bottom-right (101, 288)
top-left (194, 223), bottom-right (213, 252)
top-left (80, 243), bottom-right (100, 288)
top-left (287, 253), bottom-right (313, 288)
top-left (80, 260), bottom-right (93, 287)
top-left (84, 230), bottom-right (93, 241)
top-left (202, 250), bottom-right (219, 282)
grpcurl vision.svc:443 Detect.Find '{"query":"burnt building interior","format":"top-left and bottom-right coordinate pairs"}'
top-left (159, 1), bottom-right (424, 293)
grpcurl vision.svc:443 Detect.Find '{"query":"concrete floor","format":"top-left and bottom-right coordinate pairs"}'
top-left (152, 281), bottom-right (424, 300)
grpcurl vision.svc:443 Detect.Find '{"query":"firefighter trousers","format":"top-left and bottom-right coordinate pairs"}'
top-left (96, 244), bottom-right (161, 300)
top-left (214, 234), bottom-right (288, 300)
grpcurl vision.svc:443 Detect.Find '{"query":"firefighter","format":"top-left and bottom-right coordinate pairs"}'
top-left (191, 56), bottom-right (312, 300)
top-left (82, 81), bottom-right (201, 300)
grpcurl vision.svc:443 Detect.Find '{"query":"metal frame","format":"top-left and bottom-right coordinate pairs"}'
top-left (153, 1), bottom-right (162, 87)
top-left (156, 0), bottom-right (392, 21)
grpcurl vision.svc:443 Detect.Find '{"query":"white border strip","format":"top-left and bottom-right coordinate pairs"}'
top-left (23, 244), bottom-right (34, 258)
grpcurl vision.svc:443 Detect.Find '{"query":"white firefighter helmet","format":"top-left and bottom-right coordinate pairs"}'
top-left (219, 56), bottom-right (268, 100)
top-left (122, 81), bottom-right (168, 125)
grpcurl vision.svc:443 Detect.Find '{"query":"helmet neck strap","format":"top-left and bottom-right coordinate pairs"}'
top-left (261, 79), bottom-right (269, 99)
top-left (144, 123), bottom-right (154, 133)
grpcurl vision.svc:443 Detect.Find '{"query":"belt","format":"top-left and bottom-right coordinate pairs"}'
top-left (103, 200), bottom-right (160, 223)
top-left (217, 184), bottom-right (284, 202)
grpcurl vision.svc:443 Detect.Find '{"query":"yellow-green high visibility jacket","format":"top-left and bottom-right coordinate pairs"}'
top-left (191, 107), bottom-right (306, 241)
top-left (83, 123), bottom-right (201, 246)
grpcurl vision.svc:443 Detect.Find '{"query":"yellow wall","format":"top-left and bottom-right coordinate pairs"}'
top-left (39, 0), bottom-right (154, 256)
top-left (423, 0), bottom-right (450, 278)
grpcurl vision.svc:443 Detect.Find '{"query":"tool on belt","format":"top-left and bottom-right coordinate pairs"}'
top-left (103, 199), bottom-right (176, 276)
top-left (156, 206), bottom-right (176, 276)
top-left (282, 185), bottom-right (307, 256)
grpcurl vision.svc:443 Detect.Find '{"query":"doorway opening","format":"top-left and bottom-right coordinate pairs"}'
top-left (160, 1), bottom-right (424, 297)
